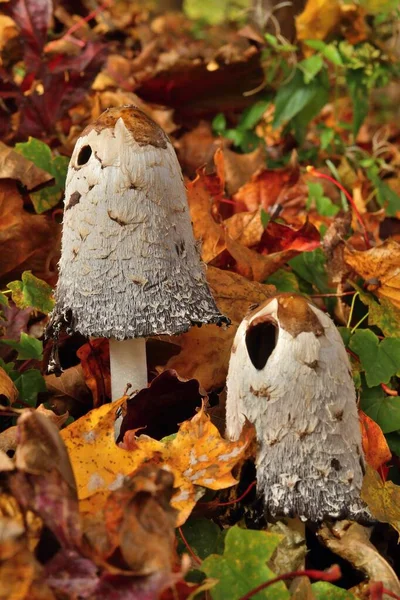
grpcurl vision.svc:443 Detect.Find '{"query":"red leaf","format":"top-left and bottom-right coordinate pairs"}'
top-left (260, 220), bottom-right (321, 253)
top-left (6, 0), bottom-right (52, 72)
top-left (18, 43), bottom-right (107, 138)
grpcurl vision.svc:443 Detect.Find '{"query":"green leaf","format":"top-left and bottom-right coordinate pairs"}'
top-left (0, 292), bottom-right (8, 307)
top-left (346, 71), bottom-right (369, 137)
top-left (307, 182), bottom-right (339, 217)
top-left (7, 271), bottom-right (54, 313)
top-left (367, 168), bottom-right (400, 217)
top-left (312, 582), bottom-right (357, 599)
top-left (291, 70), bottom-right (329, 144)
top-left (273, 70), bottom-right (320, 128)
top-left (212, 113), bottom-right (227, 134)
top-left (321, 44), bottom-right (344, 66)
top-left (177, 518), bottom-right (223, 561)
top-left (15, 138), bottom-right (69, 214)
top-left (261, 209), bottom-right (270, 228)
top-left (361, 383), bottom-right (400, 433)
top-left (202, 526), bottom-right (289, 600)
top-left (289, 248), bottom-right (332, 294)
top-left (1, 333), bottom-right (43, 361)
top-left (266, 269), bottom-right (300, 293)
top-left (11, 369), bottom-right (46, 406)
top-left (239, 99), bottom-right (270, 130)
top-left (385, 432), bottom-right (400, 456)
top-left (349, 329), bottom-right (400, 387)
top-left (355, 286), bottom-right (400, 337)
top-left (320, 128), bottom-right (335, 150)
top-left (298, 55), bottom-right (324, 84)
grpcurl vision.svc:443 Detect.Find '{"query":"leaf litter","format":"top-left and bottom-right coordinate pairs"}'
top-left (1, 0), bottom-right (400, 598)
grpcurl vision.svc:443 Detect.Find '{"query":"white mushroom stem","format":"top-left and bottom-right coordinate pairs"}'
top-left (109, 338), bottom-right (147, 401)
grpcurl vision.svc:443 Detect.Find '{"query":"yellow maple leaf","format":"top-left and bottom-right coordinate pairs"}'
top-left (361, 465), bottom-right (400, 536)
top-left (62, 401), bottom-right (254, 526)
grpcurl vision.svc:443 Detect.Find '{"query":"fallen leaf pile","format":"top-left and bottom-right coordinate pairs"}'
top-left (1, 0), bottom-right (400, 598)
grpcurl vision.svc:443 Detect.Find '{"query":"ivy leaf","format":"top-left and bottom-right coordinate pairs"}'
top-left (1, 333), bottom-right (43, 361)
top-left (361, 383), bottom-right (400, 434)
top-left (177, 518), bottom-right (223, 561)
top-left (7, 271), bottom-right (54, 313)
top-left (266, 269), bottom-right (300, 293)
top-left (385, 432), bottom-right (400, 456)
top-left (312, 582), bottom-right (357, 599)
top-left (10, 369), bottom-right (46, 406)
top-left (15, 138), bottom-right (69, 214)
top-left (349, 329), bottom-right (400, 387)
top-left (201, 526), bottom-right (290, 600)
top-left (289, 248), bottom-right (332, 294)
top-left (355, 286), bottom-right (400, 337)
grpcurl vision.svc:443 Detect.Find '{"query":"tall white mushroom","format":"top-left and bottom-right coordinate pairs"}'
top-left (226, 294), bottom-right (368, 522)
top-left (48, 106), bottom-right (227, 400)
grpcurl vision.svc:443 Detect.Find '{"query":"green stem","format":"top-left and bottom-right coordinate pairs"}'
top-left (346, 291), bottom-right (359, 329)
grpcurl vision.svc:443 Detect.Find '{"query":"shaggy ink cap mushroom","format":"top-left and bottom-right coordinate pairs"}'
top-left (226, 294), bottom-right (370, 523)
top-left (48, 106), bottom-right (228, 397)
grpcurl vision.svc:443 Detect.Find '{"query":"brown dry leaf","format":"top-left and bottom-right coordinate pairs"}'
top-left (76, 339), bottom-right (111, 407)
top-left (45, 365), bottom-right (93, 416)
top-left (158, 267), bottom-right (275, 389)
top-left (0, 142), bottom-right (54, 191)
top-left (0, 366), bottom-right (17, 404)
top-left (296, 0), bottom-right (342, 42)
top-left (0, 180), bottom-right (61, 286)
top-left (0, 405), bottom-right (68, 463)
top-left (319, 520), bottom-right (400, 595)
top-left (62, 399), bottom-right (254, 526)
top-left (218, 146), bottom-right (266, 196)
top-left (344, 239), bottom-right (400, 310)
top-left (359, 410), bottom-right (391, 471)
top-left (361, 465), bottom-right (400, 536)
top-left (176, 121), bottom-right (221, 176)
top-left (83, 465), bottom-right (177, 575)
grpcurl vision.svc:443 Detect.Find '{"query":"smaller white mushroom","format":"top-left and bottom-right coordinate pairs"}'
top-left (226, 294), bottom-right (369, 522)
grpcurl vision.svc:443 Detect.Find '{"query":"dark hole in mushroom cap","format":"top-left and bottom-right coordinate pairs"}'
top-left (245, 320), bottom-right (278, 370)
top-left (77, 145), bottom-right (92, 166)
top-left (331, 458), bottom-right (341, 471)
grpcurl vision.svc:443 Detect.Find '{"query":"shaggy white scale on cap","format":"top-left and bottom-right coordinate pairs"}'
top-left (226, 294), bottom-right (369, 522)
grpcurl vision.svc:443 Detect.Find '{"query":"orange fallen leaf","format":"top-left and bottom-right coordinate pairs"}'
top-left (359, 410), bottom-right (391, 471)
top-left (344, 239), bottom-right (400, 310)
top-left (216, 145), bottom-right (266, 197)
top-left (76, 339), bottom-right (111, 407)
top-left (0, 180), bottom-right (61, 286)
top-left (62, 398), bottom-right (254, 526)
top-left (0, 366), bottom-right (17, 404)
top-left (232, 164), bottom-right (303, 212)
top-left (158, 267), bottom-right (275, 389)
top-left (186, 170), bottom-right (225, 264)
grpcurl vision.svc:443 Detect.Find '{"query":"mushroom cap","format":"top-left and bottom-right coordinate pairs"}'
top-left (48, 106), bottom-right (227, 340)
top-left (226, 294), bottom-right (369, 522)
